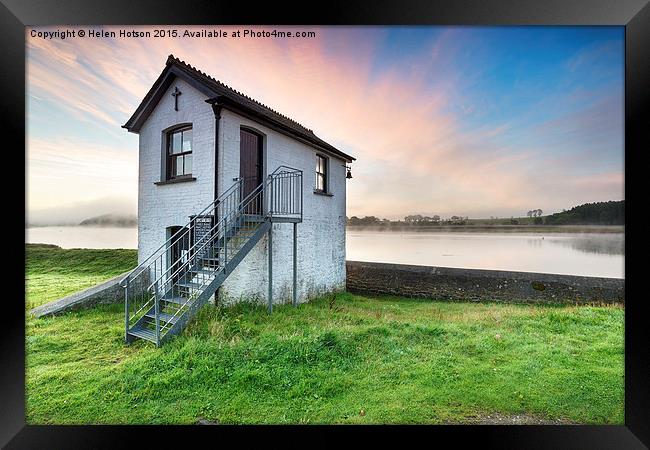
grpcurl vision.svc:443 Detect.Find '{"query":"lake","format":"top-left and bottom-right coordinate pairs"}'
top-left (27, 226), bottom-right (138, 250)
top-left (348, 230), bottom-right (624, 278)
top-left (26, 226), bottom-right (624, 279)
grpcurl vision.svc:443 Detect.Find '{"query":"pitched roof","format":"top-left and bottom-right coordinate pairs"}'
top-left (123, 55), bottom-right (355, 162)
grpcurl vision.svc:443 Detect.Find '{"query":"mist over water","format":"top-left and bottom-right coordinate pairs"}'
top-left (27, 226), bottom-right (138, 249)
top-left (27, 197), bottom-right (137, 226)
top-left (346, 230), bottom-right (624, 279)
top-left (26, 227), bottom-right (624, 278)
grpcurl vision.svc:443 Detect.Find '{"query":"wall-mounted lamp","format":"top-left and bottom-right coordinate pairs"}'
top-left (346, 165), bottom-right (353, 179)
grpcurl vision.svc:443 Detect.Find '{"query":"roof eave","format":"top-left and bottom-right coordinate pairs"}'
top-left (122, 62), bottom-right (175, 133)
top-left (122, 60), bottom-right (217, 133)
top-left (123, 55), bottom-right (356, 162)
top-left (207, 96), bottom-right (356, 163)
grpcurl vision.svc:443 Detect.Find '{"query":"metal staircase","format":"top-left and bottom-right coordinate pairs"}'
top-left (121, 166), bottom-right (303, 346)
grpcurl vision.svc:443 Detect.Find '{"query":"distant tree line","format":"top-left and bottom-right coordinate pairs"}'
top-left (346, 216), bottom-right (388, 226)
top-left (404, 214), bottom-right (468, 225)
top-left (543, 201), bottom-right (624, 225)
top-left (347, 214), bottom-right (469, 227)
top-left (346, 200), bottom-right (624, 227)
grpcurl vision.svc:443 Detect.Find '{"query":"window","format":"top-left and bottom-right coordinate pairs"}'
top-left (166, 126), bottom-right (193, 180)
top-left (316, 154), bottom-right (328, 193)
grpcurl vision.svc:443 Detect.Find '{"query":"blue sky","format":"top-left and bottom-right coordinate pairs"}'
top-left (27, 26), bottom-right (624, 223)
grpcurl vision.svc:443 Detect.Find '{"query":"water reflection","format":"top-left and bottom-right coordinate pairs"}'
top-left (347, 230), bottom-right (625, 278)
top-left (526, 234), bottom-right (624, 256)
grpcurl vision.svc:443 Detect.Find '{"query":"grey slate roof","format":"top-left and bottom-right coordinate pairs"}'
top-left (123, 55), bottom-right (355, 162)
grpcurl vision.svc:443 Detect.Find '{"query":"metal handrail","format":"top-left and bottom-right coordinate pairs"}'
top-left (121, 179), bottom-right (242, 285)
top-left (127, 165), bottom-right (303, 287)
top-left (157, 187), bottom-right (270, 332)
top-left (119, 179), bottom-right (244, 287)
top-left (147, 178), bottom-right (264, 290)
top-left (125, 165), bottom-right (303, 345)
top-left (148, 167), bottom-right (302, 290)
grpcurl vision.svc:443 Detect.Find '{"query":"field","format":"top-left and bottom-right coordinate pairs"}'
top-left (25, 245), bottom-right (624, 424)
top-left (26, 244), bottom-right (137, 309)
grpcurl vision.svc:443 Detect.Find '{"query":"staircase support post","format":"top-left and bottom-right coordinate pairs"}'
top-left (268, 226), bottom-right (273, 313)
top-left (224, 227), bottom-right (228, 275)
top-left (293, 222), bottom-right (297, 307)
top-left (124, 278), bottom-right (130, 343)
top-left (153, 283), bottom-right (161, 347)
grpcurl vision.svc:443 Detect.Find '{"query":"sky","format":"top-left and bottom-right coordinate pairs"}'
top-left (26, 26), bottom-right (624, 224)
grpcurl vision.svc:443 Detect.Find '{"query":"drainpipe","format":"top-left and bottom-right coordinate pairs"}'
top-left (210, 102), bottom-right (222, 305)
top-left (211, 103), bottom-right (222, 200)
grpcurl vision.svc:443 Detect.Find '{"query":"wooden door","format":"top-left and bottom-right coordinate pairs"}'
top-left (239, 129), bottom-right (263, 213)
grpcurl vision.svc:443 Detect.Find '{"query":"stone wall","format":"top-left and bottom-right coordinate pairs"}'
top-left (346, 261), bottom-right (624, 305)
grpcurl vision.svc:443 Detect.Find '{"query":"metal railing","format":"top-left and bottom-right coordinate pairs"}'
top-left (267, 166), bottom-right (303, 221)
top-left (123, 166), bottom-right (303, 345)
top-left (121, 178), bottom-right (244, 339)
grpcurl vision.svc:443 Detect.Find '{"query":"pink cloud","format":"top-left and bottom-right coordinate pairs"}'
top-left (26, 26), bottom-right (623, 219)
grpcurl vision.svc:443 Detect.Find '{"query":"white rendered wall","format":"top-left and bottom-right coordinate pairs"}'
top-left (137, 79), bottom-right (215, 264)
top-left (217, 109), bottom-right (347, 305)
top-left (137, 82), bottom-right (347, 305)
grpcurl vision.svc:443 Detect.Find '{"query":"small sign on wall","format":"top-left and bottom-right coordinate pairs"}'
top-left (191, 215), bottom-right (214, 258)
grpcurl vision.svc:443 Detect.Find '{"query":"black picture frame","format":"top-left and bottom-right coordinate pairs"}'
top-left (5, 0), bottom-right (648, 447)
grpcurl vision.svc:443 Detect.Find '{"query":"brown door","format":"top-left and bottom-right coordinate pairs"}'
top-left (239, 129), bottom-right (263, 213)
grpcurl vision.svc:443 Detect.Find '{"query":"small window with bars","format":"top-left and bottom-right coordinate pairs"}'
top-left (166, 126), bottom-right (193, 180)
top-left (316, 154), bottom-right (328, 193)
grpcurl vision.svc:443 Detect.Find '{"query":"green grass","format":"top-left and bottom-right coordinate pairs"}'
top-left (25, 247), bottom-right (624, 424)
top-left (26, 244), bottom-right (137, 309)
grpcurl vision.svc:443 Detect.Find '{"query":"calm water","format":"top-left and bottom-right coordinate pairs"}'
top-left (26, 227), bottom-right (624, 279)
top-left (347, 230), bottom-right (624, 279)
top-left (27, 226), bottom-right (138, 250)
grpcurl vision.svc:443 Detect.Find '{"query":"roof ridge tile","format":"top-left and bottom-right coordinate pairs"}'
top-left (126, 55), bottom-right (350, 158)
top-left (168, 54), bottom-right (314, 133)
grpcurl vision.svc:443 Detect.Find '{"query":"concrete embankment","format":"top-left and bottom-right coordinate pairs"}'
top-left (31, 271), bottom-right (134, 317)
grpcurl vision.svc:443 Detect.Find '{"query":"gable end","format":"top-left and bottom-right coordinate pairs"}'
top-left (123, 55), bottom-right (355, 163)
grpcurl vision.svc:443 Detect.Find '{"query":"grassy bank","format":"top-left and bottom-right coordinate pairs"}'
top-left (25, 249), bottom-right (624, 424)
top-left (26, 296), bottom-right (624, 424)
top-left (26, 244), bottom-right (137, 309)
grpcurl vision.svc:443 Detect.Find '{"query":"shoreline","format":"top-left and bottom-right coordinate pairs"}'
top-left (27, 224), bottom-right (625, 234)
top-left (346, 225), bottom-right (624, 233)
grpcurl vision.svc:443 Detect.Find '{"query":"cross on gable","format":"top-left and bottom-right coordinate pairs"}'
top-left (171, 87), bottom-right (182, 111)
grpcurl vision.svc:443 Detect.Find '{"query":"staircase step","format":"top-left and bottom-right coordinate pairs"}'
top-left (125, 173), bottom-right (287, 348)
top-left (189, 268), bottom-right (215, 276)
top-left (127, 326), bottom-right (158, 343)
top-left (177, 281), bottom-right (204, 290)
top-left (144, 311), bottom-right (179, 324)
top-left (242, 214), bottom-right (265, 222)
top-left (160, 295), bottom-right (189, 306)
top-left (200, 256), bottom-right (221, 263)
